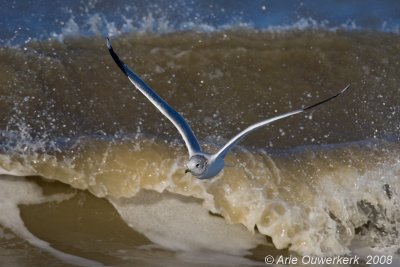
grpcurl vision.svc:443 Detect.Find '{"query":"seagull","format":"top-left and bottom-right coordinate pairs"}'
top-left (106, 37), bottom-right (349, 180)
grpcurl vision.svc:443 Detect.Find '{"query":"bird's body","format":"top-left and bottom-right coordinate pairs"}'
top-left (106, 38), bottom-right (349, 180)
top-left (185, 153), bottom-right (224, 179)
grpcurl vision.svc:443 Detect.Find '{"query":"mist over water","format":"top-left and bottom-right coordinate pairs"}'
top-left (1, 0), bottom-right (400, 266)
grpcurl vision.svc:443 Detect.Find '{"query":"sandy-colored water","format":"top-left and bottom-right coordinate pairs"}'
top-left (1, 30), bottom-right (399, 266)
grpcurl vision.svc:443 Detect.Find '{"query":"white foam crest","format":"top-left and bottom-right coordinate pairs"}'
top-left (300, 160), bottom-right (399, 255)
top-left (219, 145), bottom-right (400, 256)
top-left (138, 13), bottom-right (172, 34)
top-left (261, 17), bottom-right (364, 33)
top-left (180, 22), bottom-right (217, 32)
top-left (86, 13), bottom-right (103, 35)
top-left (51, 17), bottom-right (81, 42)
top-left (354, 161), bottom-right (400, 250)
top-left (0, 136), bottom-right (398, 257)
top-left (0, 162), bottom-right (35, 177)
top-left (264, 18), bottom-right (328, 32)
top-left (47, 14), bottom-right (398, 43)
top-left (121, 15), bottom-right (135, 32)
top-left (1, 121), bottom-right (56, 156)
top-left (0, 175), bottom-right (103, 266)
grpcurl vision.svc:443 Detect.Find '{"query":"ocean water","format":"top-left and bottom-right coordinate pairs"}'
top-left (0, 1), bottom-right (400, 266)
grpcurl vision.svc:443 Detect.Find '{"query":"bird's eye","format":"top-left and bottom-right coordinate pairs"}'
top-left (196, 163), bottom-right (200, 168)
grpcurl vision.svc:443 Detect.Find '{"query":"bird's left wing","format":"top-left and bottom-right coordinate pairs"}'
top-left (106, 38), bottom-right (201, 156)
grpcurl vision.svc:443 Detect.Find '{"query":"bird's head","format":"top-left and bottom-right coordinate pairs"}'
top-left (185, 155), bottom-right (208, 176)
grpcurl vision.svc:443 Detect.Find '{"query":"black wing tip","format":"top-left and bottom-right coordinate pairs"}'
top-left (303, 84), bottom-right (350, 111)
top-left (105, 36), bottom-right (128, 76)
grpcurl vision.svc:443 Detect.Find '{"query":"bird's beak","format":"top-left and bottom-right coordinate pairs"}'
top-left (185, 169), bottom-right (190, 173)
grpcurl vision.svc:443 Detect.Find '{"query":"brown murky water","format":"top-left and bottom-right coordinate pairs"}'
top-left (0, 30), bottom-right (399, 266)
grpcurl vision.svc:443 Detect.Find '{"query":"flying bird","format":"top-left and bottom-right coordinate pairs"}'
top-left (106, 37), bottom-right (349, 179)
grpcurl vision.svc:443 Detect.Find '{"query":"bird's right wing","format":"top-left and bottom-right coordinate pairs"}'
top-left (214, 85), bottom-right (350, 161)
top-left (106, 38), bottom-right (201, 157)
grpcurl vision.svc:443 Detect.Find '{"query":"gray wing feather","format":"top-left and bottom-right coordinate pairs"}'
top-left (215, 85), bottom-right (350, 160)
top-left (106, 38), bottom-right (201, 156)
